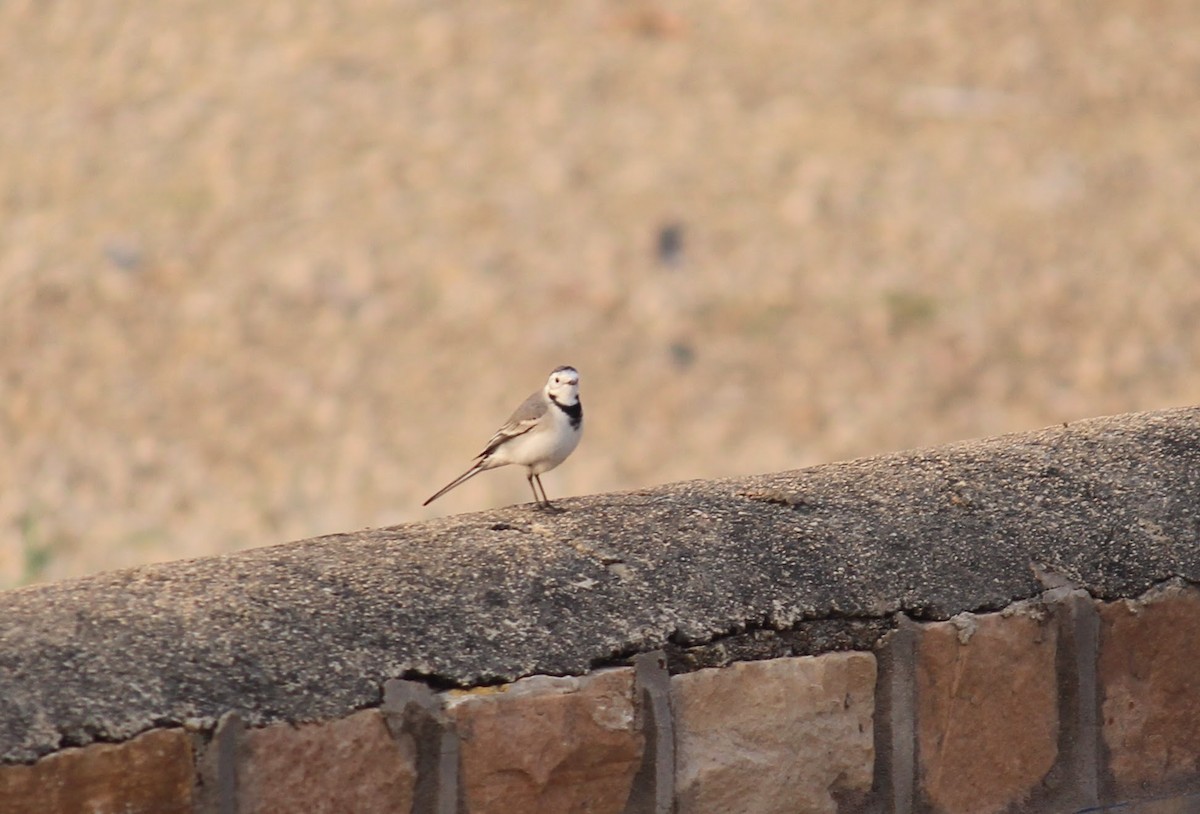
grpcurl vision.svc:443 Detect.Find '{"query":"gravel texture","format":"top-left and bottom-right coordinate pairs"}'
top-left (2, 407), bottom-right (1198, 763)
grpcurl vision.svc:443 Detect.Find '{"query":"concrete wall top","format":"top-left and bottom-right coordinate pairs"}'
top-left (2, 406), bottom-right (1198, 763)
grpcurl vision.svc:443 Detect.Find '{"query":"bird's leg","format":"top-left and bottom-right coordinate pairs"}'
top-left (534, 475), bottom-right (563, 512)
top-left (527, 473), bottom-right (542, 505)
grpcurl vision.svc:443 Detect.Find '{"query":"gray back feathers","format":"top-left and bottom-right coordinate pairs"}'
top-left (478, 389), bottom-right (546, 458)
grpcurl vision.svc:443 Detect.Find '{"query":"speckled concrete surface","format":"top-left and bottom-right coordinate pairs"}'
top-left (2, 2), bottom-right (1200, 584)
top-left (1, 407), bottom-right (1197, 763)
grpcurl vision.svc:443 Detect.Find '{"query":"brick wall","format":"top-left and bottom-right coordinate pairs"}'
top-left (5, 408), bottom-right (1200, 812)
top-left (6, 581), bottom-right (1200, 813)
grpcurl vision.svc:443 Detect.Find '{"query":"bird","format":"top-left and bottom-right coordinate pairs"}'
top-left (423, 366), bottom-right (583, 509)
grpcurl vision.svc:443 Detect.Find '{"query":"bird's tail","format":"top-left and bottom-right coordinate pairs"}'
top-left (423, 463), bottom-right (487, 506)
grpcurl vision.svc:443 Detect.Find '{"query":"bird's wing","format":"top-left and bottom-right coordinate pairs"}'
top-left (477, 389), bottom-right (547, 459)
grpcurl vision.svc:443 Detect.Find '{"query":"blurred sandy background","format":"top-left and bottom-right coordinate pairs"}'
top-left (2, 1), bottom-right (1198, 586)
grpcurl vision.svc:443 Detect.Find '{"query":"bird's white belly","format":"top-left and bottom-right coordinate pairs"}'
top-left (493, 414), bottom-right (581, 474)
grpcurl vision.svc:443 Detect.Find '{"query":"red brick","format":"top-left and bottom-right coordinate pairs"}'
top-left (445, 668), bottom-right (643, 814)
top-left (0, 728), bottom-right (193, 814)
top-left (1099, 584), bottom-right (1200, 791)
top-left (916, 610), bottom-right (1058, 813)
top-left (670, 652), bottom-right (876, 814)
top-left (238, 709), bottom-right (416, 814)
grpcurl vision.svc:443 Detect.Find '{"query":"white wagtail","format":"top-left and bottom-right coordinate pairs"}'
top-left (423, 366), bottom-right (583, 509)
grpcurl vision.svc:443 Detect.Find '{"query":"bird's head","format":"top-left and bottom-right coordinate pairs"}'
top-left (545, 365), bottom-right (580, 405)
